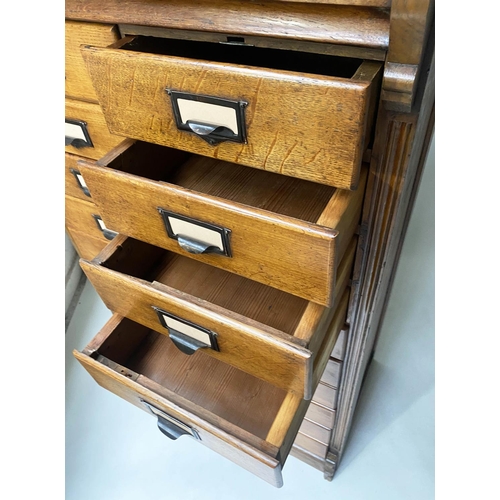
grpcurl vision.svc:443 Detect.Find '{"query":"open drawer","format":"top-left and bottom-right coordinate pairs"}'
top-left (74, 287), bottom-right (349, 487)
top-left (77, 140), bottom-right (366, 306)
top-left (80, 234), bottom-right (356, 398)
top-left (81, 35), bottom-right (381, 190)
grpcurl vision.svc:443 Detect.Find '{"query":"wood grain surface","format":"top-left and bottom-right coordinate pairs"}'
top-left (74, 347), bottom-right (284, 486)
top-left (65, 20), bottom-right (119, 102)
top-left (80, 242), bottom-right (312, 396)
top-left (78, 141), bottom-right (364, 305)
top-left (66, 226), bottom-right (108, 261)
top-left (65, 98), bottom-right (123, 159)
top-left (81, 38), bottom-right (381, 189)
top-left (66, 0), bottom-right (390, 48)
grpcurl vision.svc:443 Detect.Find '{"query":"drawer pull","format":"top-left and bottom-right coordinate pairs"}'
top-left (141, 400), bottom-right (200, 441)
top-left (167, 89), bottom-right (247, 146)
top-left (69, 168), bottom-right (91, 197)
top-left (91, 214), bottom-right (118, 240)
top-left (158, 208), bottom-right (232, 257)
top-left (65, 119), bottom-right (93, 149)
top-left (153, 307), bottom-right (219, 355)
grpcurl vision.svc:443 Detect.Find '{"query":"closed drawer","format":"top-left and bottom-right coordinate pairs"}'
top-left (74, 289), bottom-right (347, 487)
top-left (312, 383), bottom-right (338, 411)
top-left (81, 35), bottom-right (382, 189)
top-left (293, 433), bottom-right (328, 461)
top-left (322, 359), bottom-right (343, 388)
top-left (298, 418), bottom-right (331, 446)
top-left (304, 402), bottom-right (336, 430)
top-left (78, 140), bottom-right (366, 306)
top-left (65, 195), bottom-right (117, 243)
top-left (80, 234), bottom-right (352, 398)
top-left (65, 20), bottom-right (119, 102)
top-left (331, 327), bottom-right (348, 360)
top-left (66, 153), bottom-right (93, 201)
top-left (66, 226), bottom-right (109, 261)
top-left (65, 98), bottom-right (123, 160)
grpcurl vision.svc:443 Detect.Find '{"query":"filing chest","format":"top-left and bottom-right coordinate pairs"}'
top-left (65, 0), bottom-right (434, 487)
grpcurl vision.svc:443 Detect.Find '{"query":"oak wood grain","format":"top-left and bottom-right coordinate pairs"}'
top-left (81, 39), bottom-right (381, 189)
top-left (66, 227), bottom-right (108, 261)
top-left (74, 346), bottom-right (284, 486)
top-left (118, 25), bottom-right (387, 61)
top-left (78, 142), bottom-right (364, 305)
top-left (65, 98), bottom-right (123, 160)
top-left (80, 249), bottom-right (312, 396)
top-left (65, 20), bottom-right (119, 102)
top-left (66, 0), bottom-right (390, 48)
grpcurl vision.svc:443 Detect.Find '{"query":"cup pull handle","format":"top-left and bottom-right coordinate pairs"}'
top-left (186, 120), bottom-right (235, 145)
top-left (176, 234), bottom-right (217, 255)
top-left (168, 327), bottom-right (207, 355)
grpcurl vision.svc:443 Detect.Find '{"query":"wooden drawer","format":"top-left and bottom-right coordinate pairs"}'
top-left (298, 418), bottom-right (331, 446)
top-left (78, 140), bottom-right (366, 306)
top-left (304, 402), bottom-right (336, 430)
top-left (293, 433), bottom-right (328, 461)
top-left (65, 98), bottom-right (123, 160)
top-left (313, 383), bottom-right (338, 411)
top-left (80, 234), bottom-right (352, 398)
top-left (322, 359), bottom-right (343, 388)
top-left (66, 226), bottom-right (109, 261)
top-left (81, 35), bottom-right (381, 190)
top-left (65, 20), bottom-right (119, 102)
top-left (66, 153), bottom-right (93, 201)
top-left (74, 287), bottom-right (348, 487)
top-left (65, 195), bottom-right (117, 242)
top-left (331, 327), bottom-right (348, 360)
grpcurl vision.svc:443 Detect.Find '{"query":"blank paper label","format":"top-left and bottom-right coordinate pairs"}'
top-left (177, 99), bottom-right (238, 134)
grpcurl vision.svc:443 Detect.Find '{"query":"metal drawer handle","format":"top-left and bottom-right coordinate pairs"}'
top-left (141, 400), bottom-right (200, 441)
top-left (176, 234), bottom-right (218, 255)
top-left (69, 168), bottom-right (91, 197)
top-left (166, 89), bottom-right (247, 146)
top-left (158, 208), bottom-right (232, 257)
top-left (186, 120), bottom-right (237, 146)
top-left (153, 307), bottom-right (219, 355)
top-left (65, 119), bottom-right (93, 149)
top-left (92, 214), bottom-right (118, 241)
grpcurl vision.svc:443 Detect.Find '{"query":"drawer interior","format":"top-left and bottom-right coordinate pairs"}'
top-left (95, 317), bottom-right (288, 440)
top-left (100, 237), bottom-right (309, 337)
top-left (120, 35), bottom-right (363, 79)
top-left (104, 141), bottom-right (336, 223)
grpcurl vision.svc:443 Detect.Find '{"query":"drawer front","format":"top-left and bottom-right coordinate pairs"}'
top-left (73, 308), bottom-right (347, 487)
top-left (78, 144), bottom-right (366, 306)
top-left (81, 238), bottom-right (351, 398)
top-left (312, 382), bottom-right (338, 411)
top-left (65, 195), bottom-right (117, 242)
top-left (331, 327), bottom-right (348, 360)
top-left (81, 38), bottom-right (381, 189)
top-left (293, 432), bottom-right (328, 460)
top-left (298, 418), bottom-right (331, 446)
top-left (66, 226), bottom-right (109, 261)
top-left (65, 21), bottom-right (119, 102)
top-left (65, 99), bottom-right (123, 159)
top-left (65, 153), bottom-right (93, 201)
top-left (74, 348), bottom-right (284, 487)
top-left (321, 359), bottom-right (342, 388)
top-left (304, 402), bottom-right (336, 430)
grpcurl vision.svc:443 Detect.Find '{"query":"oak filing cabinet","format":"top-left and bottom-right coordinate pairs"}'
top-left (65, 0), bottom-right (434, 487)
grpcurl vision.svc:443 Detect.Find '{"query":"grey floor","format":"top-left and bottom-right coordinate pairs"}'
top-left (66, 137), bottom-right (434, 500)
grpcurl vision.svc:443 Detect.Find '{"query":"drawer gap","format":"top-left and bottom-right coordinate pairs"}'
top-left (106, 141), bottom-right (336, 223)
top-left (121, 36), bottom-right (363, 79)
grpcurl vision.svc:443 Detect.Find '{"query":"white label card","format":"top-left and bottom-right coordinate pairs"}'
top-left (177, 99), bottom-right (238, 135)
top-left (168, 217), bottom-right (224, 251)
top-left (162, 315), bottom-right (212, 347)
top-left (65, 122), bottom-right (87, 141)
